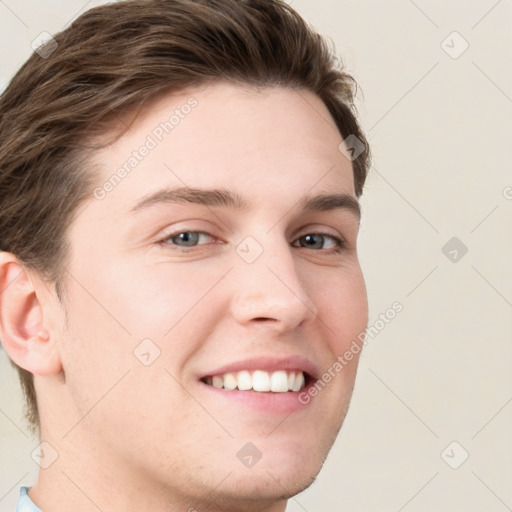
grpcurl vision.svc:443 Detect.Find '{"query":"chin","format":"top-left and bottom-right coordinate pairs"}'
top-left (227, 441), bottom-right (327, 499)
top-left (217, 464), bottom-right (321, 508)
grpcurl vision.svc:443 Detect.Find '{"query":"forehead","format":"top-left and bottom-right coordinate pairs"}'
top-left (90, 81), bottom-right (355, 216)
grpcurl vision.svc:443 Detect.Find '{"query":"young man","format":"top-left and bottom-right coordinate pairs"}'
top-left (0, 0), bottom-right (370, 510)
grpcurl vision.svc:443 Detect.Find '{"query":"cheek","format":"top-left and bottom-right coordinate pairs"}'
top-left (63, 258), bottom-right (216, 360)
top-left (313, 265), bottom-right (368, 347)
top-left (110, 257), bottom-right (230, 336)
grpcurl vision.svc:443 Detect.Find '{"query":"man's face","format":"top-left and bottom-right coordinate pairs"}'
top-left (46, 82), bottom-right (368, 508)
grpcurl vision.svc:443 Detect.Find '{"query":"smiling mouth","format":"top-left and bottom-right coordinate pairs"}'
top-left (200, 369), bottom-right (309, 393)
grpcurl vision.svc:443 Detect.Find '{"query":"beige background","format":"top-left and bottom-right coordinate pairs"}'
top-left (1, 1), bottom-right (511, 510)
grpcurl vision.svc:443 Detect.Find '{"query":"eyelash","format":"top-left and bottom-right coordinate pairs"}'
top-left (158, 231), bottom-right (347, 254)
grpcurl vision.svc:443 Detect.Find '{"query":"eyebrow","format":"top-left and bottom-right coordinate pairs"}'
top-left (130, 187), bottom-right (361, 220)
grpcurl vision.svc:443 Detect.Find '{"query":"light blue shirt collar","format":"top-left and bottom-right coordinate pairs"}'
top-left (16, 487), bottom-right (43, 512)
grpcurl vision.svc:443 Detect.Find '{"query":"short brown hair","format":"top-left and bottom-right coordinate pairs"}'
top-left (0, 0), bottom-right (370, 435)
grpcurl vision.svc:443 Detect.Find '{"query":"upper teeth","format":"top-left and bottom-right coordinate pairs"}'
top-left (205, 370), bottom-right (306, 392)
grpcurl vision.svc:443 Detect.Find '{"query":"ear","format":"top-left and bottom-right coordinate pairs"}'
top-left (0, 252), bottom-right (62, 375)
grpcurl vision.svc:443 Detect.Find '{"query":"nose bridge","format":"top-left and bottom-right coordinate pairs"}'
top-left (230, 229), bottom-right (318, 328)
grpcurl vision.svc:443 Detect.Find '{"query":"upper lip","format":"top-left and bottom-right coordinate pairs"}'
top-left (200, 355), bottom-right (320, 381)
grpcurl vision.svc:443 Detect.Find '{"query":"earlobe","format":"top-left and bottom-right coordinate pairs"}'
top-left (0, 252), bottom-right (62, 376)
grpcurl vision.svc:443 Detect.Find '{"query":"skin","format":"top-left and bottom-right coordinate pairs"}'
top-left (0, 81), bottom-right (368, 512)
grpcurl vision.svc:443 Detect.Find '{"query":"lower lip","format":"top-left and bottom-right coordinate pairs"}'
top-left (198, 380), bottom-right (317, 415)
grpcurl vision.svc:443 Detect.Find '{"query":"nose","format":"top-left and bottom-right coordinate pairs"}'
top-left (229, 235), bottom-right (318, 333)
